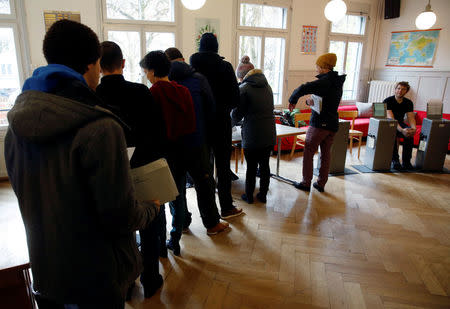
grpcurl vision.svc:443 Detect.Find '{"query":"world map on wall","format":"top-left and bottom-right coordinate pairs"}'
top-left (386, 29), bottom-right (440, 67)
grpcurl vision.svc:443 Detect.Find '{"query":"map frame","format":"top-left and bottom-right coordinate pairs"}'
top-left (386, 28), bottom-right (441, 68)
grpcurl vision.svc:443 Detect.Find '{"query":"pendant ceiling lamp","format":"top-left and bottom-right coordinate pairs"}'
top-left (415, 0), bottom-right (437, 30)
top-left (324, 0), bottom-right (347, 23)
top-left (181, 0), bottom-right (206, 10)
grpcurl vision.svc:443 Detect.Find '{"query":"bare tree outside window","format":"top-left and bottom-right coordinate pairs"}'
top-left (0, 0), bottom-right (11, 15)
top-left (106, 0), bottom-right (173, 22)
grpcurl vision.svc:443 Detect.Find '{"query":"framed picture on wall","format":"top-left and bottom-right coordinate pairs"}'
top-left (43, 11), bottom-right (81, 32)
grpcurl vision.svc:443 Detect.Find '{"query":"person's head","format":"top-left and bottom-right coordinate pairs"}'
top-left (139, 50), bottom-right (171, 84)
top-left (165, 47), bottom-right (184, 62)
top-left (43, 19), bottom-right (101, 89)
top-left (394, 81), bottom-right (410, 99)
top-left (315, 53), bottom-right (337, 74)
top-left (236, 55), bottom-right (254, 81)
top-left (199, 33), bottom-right (218, 53)
top-left (100, 41), bottom-right (125, 75)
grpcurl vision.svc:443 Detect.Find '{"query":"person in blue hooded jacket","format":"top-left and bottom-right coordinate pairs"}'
top-left (5, 20), bottom-right (159, 308)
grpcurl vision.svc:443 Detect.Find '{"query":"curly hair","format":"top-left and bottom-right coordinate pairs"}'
top-left (395, 81), bottom-right (410, 92)
top-left (43, 19), bottom-right (100, 74)
top-left (139, 50), bottom-right (171, 77)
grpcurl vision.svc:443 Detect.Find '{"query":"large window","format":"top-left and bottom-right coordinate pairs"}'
top-left (1, 0), bottom-right (27, 126)
top-left (237, 0), bottom-right (290, 106)
top-left (328, 14), bottom-right (367, 101)
top-left (102, 0), bottom-right (177, 83)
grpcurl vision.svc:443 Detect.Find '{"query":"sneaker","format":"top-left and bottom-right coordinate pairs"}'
top-left (391, 160), bottom-right (403, 170)
top-left (241, 193), bottom-right (254, 204)
top-left (313, 182), bottom-right (324, 193)
top-left (293, 181), bottom-right (311, 192)
top-left (256, 192), bottom-right (267, 203)
top-left (207, 221), bottom-right (230, 235)
top-left (221, 207), bottom-right (244, 219)
top-left (166, 238), bottom-right (181, 256)
top-left (402, 162), bottom-right (414, 170)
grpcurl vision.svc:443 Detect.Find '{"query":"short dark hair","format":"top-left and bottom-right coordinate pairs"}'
top-left (43, 19), bottom-right (100, 75)
top-left (100, 41), bottom-right (123, 72)
top-left (139, 50), bottom-right (171, 77)
top-left (165, 47), bottom-right (184, 61)
top-left (396, 81), bottom-right (410, 92)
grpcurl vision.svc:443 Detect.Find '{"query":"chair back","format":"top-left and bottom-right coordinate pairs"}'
top-left (338, 110), bottom-right (357, 131)
top-left (294, 113), bottom-right (312, 127)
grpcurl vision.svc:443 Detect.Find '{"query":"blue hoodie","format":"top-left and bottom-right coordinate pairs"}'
top-left (23, 64), bottom-right (86, 93)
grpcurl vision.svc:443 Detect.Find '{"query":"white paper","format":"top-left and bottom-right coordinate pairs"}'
top-left (418, 140), bottom-right (427, 151)
top-left (310, 94), bottom-right (322, 114)
top-left (130, 158), bottom-right (179, 204)
top-left (367, 136), bottom-right (375, 149)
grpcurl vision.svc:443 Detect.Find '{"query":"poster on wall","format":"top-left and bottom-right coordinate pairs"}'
top-left (44, 11), bottom-right (81, 32)
top-left (301, 25), bottom-right (317, 54)
top-left (386, 29), bottom-right (441, 67)
top-left (195, 18), bottom-right (220, 51)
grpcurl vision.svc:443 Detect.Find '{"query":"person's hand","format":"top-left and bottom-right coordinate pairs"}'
top-left (288, 103), bottom-right (296, 112)
top-left (145, 199), bottom-right (161, 212)
top-left (306, 98), bottom-right (314, 106)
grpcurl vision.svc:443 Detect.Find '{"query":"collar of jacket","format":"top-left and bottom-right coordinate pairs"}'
top-left (243, 69), bottom-right (263, 80)
top-left (315, 70), bottom-right (337, 79)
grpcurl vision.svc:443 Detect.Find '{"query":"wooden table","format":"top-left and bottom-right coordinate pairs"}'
top-left (233, 124), bottom-right (307, 181)
top-left (0, 187), bottom-right (36, 309)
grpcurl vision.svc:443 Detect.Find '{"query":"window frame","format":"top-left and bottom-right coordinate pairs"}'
top-left (235, 0), bottom-right (292, 106)
top-left (327, 12), bottom-right (368, 103)
top-left (101, 0), bottom-right (180, 84)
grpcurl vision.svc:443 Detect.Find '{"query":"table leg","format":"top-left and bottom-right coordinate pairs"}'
top-left (276, 137), bottom-right (281, 176)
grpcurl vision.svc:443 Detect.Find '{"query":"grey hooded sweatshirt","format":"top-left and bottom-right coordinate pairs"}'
top-left (5, 87), bottom-right (158, 304)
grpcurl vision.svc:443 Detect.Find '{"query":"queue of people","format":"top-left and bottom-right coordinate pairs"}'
top-left (5, 19), bottom-right (412, 308)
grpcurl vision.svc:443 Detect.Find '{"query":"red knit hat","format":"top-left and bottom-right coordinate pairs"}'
top-left (236, 55), bottom-right (255, 79)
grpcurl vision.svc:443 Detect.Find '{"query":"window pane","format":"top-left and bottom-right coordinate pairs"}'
top-left (329, 40), bottom-right (345, 74)
top-left (238, 35), bottom-right (261, 69)
top-left (343, 42), bottom-right (363, 100)
top-left (331, 15), bottom-right (366, 35)
top-left (107, 31), bottom-right (141, 83)
top-left (0, 0), bottom-right (11, 14)
top-left (105, 0), bottom-right (174, 22)
top-left (0, 27), bottom-right (20, 126)
top-left (145, 32), bottom-right (175, 52)
top-left (264, 37), bottom-right (285, 106)
top-left (240, 3), bottom-right (287, 29)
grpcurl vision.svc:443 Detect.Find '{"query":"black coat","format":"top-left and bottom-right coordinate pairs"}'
top-left (231, 70), bottom-right (276, 149)
top-left (190, 52), bottom-right (239, 138)
top-left (96, 74), bottom-right (167, 167)
top-left (289, 71), bottom-right (346, 132)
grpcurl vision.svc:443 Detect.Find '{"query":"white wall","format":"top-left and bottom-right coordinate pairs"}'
top-left (374, 0), bottom-right (450, 113)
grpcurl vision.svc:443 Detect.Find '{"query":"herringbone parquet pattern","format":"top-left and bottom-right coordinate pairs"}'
top-left (1, 148), bottom-right (450, 309)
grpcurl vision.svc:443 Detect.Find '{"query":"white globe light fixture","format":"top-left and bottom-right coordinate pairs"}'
top-left (415, 0), bottom-right (437, 30)
top-left (324, 0), bottom-right (347, 23)
top-left (181, 0), bottom-right (206, 11)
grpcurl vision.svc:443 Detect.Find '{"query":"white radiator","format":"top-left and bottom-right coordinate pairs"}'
top-left (367, 80), bottom-right (397, 103)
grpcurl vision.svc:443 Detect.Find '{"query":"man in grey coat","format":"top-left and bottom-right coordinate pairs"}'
top-left (231, 56), bottom-right (276, 204)
top-left (5, 20), bottom-right (159, 308)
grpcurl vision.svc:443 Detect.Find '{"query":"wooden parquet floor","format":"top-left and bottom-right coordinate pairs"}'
top-left (1, 148), bottom-right (450, 309)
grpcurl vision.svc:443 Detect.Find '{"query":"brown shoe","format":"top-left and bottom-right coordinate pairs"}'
top-left (221, 207), bottom-right (244, 219)
top-left (207, 221), bottom-right (230, 235)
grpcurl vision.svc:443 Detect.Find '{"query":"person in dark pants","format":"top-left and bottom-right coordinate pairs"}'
top-left (384, 81), bottom-right (416, 170)
top-left (5, 20), bottom-right (159, 308)
top-left (96, 41), bottom-right (166, 298)
top-left (288, 53), bottom-right (346, 193)
top-left (164, 47), bottom-right (229, 235)
top-left (231, 56), bottom-right (276, 204)
top-left (190, 33), bottom-right (243, 219)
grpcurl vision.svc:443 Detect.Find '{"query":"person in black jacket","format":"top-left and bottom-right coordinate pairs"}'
top-left (190, 33), bottom-right (243, 219)
top-left (96, 41), bottom-right (166, 298)
top-left (231, 56), bottom-right (276, 204)
top-left (288, 53), bottom-right (346, 193)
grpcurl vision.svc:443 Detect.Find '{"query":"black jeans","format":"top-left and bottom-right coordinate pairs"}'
top-left (393, 122), bottom-right (414, 164)
top-left (34, 293), bottom-right (124, 309)
top-left (243, 146), bottom-right (272, 198)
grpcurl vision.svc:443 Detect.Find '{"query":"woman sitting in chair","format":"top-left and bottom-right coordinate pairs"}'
top-left (288, 53), bottom-right (346, 193)
top-left (231, 56), bottom-right (276, 204)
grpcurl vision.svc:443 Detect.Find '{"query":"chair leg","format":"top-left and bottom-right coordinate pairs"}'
top-left (290, 136), bottom-right (297, 158)
top-left (235, 147), bottom-right (238, 173)
top-left (357, 137), bottom-right (362, 159)
top-left (241, 147), bottom-right (244, 164)
top-left (349, 136), bottom-right (353, 154)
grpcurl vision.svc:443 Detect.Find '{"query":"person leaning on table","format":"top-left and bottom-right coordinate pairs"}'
top-left (288, 53), bottom-right (346, 193)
